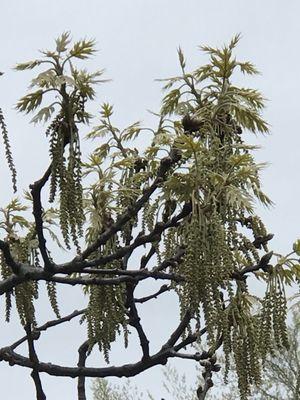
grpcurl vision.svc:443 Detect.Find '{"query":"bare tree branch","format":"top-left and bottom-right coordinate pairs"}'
top-left (11, 309), bottom-right (86, 351)
top-left (25, 324), bottom-right (46, 400)
top-left (77, 341), bottom-right (89, 400)
top-left (29, 165), bottom-right (53, 271)
top-left (134, 284), bottom-right (171, 303)
top-left (126, 283), bottom-right (150, 360)
top-left (0, 313), bottom-right (202, 379)
top-left (0, 239), bottom-right (22, 274)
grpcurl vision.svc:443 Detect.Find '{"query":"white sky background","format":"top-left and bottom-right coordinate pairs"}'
top-left (0, 0), bottom-right (299, 399)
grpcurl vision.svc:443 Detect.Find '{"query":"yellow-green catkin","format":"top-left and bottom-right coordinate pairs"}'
top-left (46, 281), bottom-right (60, 318)
top-left (86, 281), bottom-right (127, 363)
top-left (259, 275), bottom-right (289, 362)
top-left (224, 298), bottom-right (262, 399)
top-left (10, 238), bottom-right (38, 326)
top-left (85, 235), bottom-right (128, 362)
top-left (0, 108), bottom-right (17, 192)
top-left (178, 203), bottom-right (236, 342)
top-left (0, 227), bottom-right (61, 325)
top-left (0, 253), bottom-right (13, 322)
top-left (47, 116), bottom-right (84, 251)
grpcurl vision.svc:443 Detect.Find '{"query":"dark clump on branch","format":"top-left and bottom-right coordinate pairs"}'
top-left (181, 114), bottom-right (203, 135)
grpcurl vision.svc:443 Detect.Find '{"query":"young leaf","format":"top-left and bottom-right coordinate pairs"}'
top-left (70, 39), bottom-right (96, 59)
top-left (14, 60), bottom-right (42, 71)
top-left (30, 106), bottom-right (55, 124)
top-left (16, 90), bottom-right (44, 113)
top-left (55, 31), bottom-right (72, 53)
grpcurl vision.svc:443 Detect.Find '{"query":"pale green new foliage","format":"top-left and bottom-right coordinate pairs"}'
top-left (15, 32), bottom-right (107, 250)
top-left (1, 34), bottom-right (299, 400)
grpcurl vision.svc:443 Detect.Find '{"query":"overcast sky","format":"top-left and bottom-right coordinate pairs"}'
top-left (0, 1), bottom-right (299, 399)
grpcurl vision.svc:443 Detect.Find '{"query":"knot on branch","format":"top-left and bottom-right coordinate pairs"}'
top-left (197, 354), bottom-right (221, 399)
top-left (253, 233), bottom-right (274, 249)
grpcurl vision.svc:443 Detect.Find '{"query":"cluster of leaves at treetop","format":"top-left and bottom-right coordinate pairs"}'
top-left (15, 32), bottom-right (108, 250)
top-left (1, 33), bottom-right (300, 399)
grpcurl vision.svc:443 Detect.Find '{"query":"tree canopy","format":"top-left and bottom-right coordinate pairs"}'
top-left (0, 33), bottom-right (299, 400)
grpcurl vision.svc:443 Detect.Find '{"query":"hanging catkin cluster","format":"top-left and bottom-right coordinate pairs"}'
top-left (86, 278), bottom-right (128, 363)
top-left (0, 107), bottom-right (17, 192)
top-left (85, 197), bottom-right (128, 362)
top-left (4, 235), bottom-right (38, 326)
top-left (172, 122), bottom-right (281, 396)
top-left (178, 202), bottom-right (236, 341)
top-left (0, 252), bottom-right (14, 322)
top-left (163, 226), bottom-right (179, 260)
top-left (259, 274), bottom-right (289, 362)
top-left (142, 198), bottom-right (160, 235)
top-left (223, 294), bottom-right (261, 400)
top-left (0, 230), bottom-right (61, 325)
top-left (117, 170), bottom-right (140, 244)
top-left (46, 114), bottom-right (83, 250)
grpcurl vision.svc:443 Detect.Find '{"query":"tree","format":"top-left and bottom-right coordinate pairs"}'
top-left (93, 309), bottom-right (300, 399)
top-left (0, 32), bottom-right (299, 400)
top-left (92, 378), bottom-right (146, 400)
